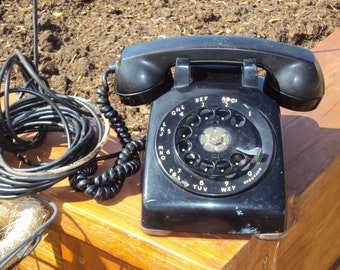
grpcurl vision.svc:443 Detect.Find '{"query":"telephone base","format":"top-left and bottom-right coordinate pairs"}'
top-left (141, 200), bottom-right (286, 236)
top-left (141, 66), bottom-right (287, 236)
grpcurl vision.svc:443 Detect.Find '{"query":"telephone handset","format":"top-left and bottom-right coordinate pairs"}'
top-left (113, 36), bottom-right (324, 235)
top-left (116, 35), bottom-right (323, 110)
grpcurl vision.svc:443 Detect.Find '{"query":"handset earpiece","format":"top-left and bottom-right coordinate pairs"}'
top-left (115, 56), bottom-right (173, 105)
top-left (263, 59), bottom-right (324, 111)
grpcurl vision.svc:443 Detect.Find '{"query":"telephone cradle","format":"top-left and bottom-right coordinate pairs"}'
top-left (110, 35), bottom-right (324, 235)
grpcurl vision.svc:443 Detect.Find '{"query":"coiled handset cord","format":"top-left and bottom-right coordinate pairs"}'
top-left (69, 64), bottom-right (146, 201)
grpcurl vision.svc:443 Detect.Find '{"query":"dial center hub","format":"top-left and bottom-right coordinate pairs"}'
top-left (199, 126), bottom-right (230, 152)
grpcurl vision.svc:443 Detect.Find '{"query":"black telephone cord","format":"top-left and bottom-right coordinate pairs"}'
top-left (69, 65), bottom-right (146, 201)
top-left (0, 50), bottom-right (110, 199)
top-left (0, 51), bottom-right (145, 200)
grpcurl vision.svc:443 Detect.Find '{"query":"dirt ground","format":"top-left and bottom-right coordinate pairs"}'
top-left (0, 0), bottom-right (339, 134)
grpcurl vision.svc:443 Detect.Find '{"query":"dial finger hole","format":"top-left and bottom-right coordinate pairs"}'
top-left (177, 140), bottom-right (192, 153)
top-left (177, 126), bottom-right (192, 139)
top-left (199, 160), bottom-right (214, 173)
top-left (186, 114), bottom-right (200, 127)
top-left (216, 160), bottom-right (231, 173)
top-left (199, 108), bottom-right (214, 121)
top-left (184, 152), bottom-right (200, 166)
top-left (216, 108), bottom-right (231, 121)
top-left (230, 113), bottom-right (246, 127)
top-left (230, 153), bottom-right (247, 167)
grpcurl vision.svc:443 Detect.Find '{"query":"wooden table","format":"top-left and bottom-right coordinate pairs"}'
top-left (19, 29), bottom-right (340, 270)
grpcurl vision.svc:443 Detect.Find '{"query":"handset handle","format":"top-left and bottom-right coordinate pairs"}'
top-left (115, 35), bottom-right (324, 110)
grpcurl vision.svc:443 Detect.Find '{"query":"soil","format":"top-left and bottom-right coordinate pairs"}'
top-left (0, 0), bottom-right (339, 135)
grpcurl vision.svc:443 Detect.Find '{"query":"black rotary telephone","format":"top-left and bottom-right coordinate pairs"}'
top-left (110, 36), bottom-right (324, 235)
